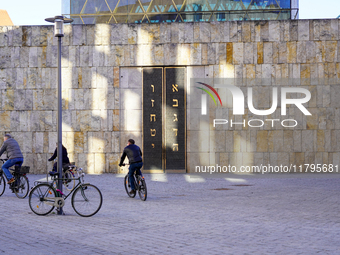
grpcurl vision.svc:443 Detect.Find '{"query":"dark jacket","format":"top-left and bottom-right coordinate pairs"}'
top-left (0, 138), bottom-right (23, 159)
top-left (119, 144), bottom-right (142, 165)
top-left (49, 146), bottom-right (70, 164)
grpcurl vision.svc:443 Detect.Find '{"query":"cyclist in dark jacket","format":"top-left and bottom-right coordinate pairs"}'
top-left (0, 134), bottom-right (24, 184)
top-left (119, 139), bottom-right (143, 195)
top-left (49, 143), bottom-right (70, 174)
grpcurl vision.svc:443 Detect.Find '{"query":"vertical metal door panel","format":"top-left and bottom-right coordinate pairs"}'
top-left (142, 68), bottom-right (163, 170)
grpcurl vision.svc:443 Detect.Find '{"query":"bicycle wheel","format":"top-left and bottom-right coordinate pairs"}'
top-left (0, 174), bottom-right (5, 196)
top-left (124, 175), bottom-right (136, 198)
top-left (137, 177), bottom-right (147, 201)
top-left (71, 184), bottom-right (102, 217)
top-left (63, 170), bottom-right (75, 192)
top-left (29, 183), bottom-right (56, 216)
top-left (14, 175), bottom-right (29, 199)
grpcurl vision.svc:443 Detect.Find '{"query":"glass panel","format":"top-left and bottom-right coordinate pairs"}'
top-left (115, 0), bottom-right (129, 13)
top-left (82, 0), bottom-right (111, 14)
top-left (277, 10), bottom-right (290, 19)
top-left (247, 11), bottom-right (278, 20)
top-left (208, 0), bottom-right (219, 11)
top-left (263, 0), bottom-right (280, 9)
top-left (114, 14), bottom-right (129, 23)
top-left (175, 14), bottom-right (182, 22)
top-left (130, 1), bottom-right (145, 13)
top-left (277, 0), bottom-right (290, 9)
top-left (247, 0), bottom-right (262, 10)
top-left (182, 0), bottom-right (212, 12)
top-left (229, 11), bottom-right (246, 20)
top-left (219, 0), bottom-right (245, 11)
top-left (146, 13), bottom-right (178, 22)
top-left (107, 0), bottom-right (120, 11)
top-left (70, 16), bottom-right (84, 24)
top-left (173, 0), bottom-right (184, 11)
top-left (215, 12), bottom-right (229, 21)
top-left (148, 0), bottom-right (177, 13)
top-left (243, 12), bottom-right (250, 20)
top-left (81, 16), bottom-right (96, 24)
top-left (209, 13), bottom-right (217, 21)
top-left (242, 0), bottom-right (253, 9)
top-left (109, 16), bottom-right (118, 23)
top-left (95, 15), bottom-right (112, 23)
top-left (181, 12), bottom-right (211, 22)
top-left (115, 0), bottom-right (142, 13)
top-left (139, 0), bottom-right (151, 12)
top-left (250, 0), bottom-right (281, 10)
top-left (70, 0), bottom-right (86, 14)
top-left (128, 14), bottom-right (145, 23)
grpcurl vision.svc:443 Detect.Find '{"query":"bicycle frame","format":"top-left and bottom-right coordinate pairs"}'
top-left (0, 159), bottom-right (28, 189)
top-left (38, 176), bottom-right (90, 207)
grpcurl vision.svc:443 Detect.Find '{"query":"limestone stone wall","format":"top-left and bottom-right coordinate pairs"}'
top-left (0, 20), bottom-right (339, 173)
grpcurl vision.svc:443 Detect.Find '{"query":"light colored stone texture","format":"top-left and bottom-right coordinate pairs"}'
top-left (256, 131), bottom-right (268, 152)
top-left (243, 43), bottom-right (254, 64)
top-left (199, 23), bottom-right (211, 43)
top-left (263, 42), bottom-right (272, 64)
top-left (11, 47), bottom-right (20, 68)
top-left (297, 42), bottom-right (306, 63)
top-left (233, 43), bottom-right (243, 65)
top-left (229, 21), bottom-right (238, 42)
top-left (298, 20), bottom-right (310, 41)
top-left (170, 23), bottom-right (179, 44)
top-left (319, 20), bottom-right (332, 41)
top-left (325, 41), bottom-right (337, 63)
top-left (287, 42), bottom-right (297, 63)
top-left (242, 22), bottom-right (251, 43)
top-left (0, 27), bottom-right (8, 46)
top-left (190, 43), bottom-right (201, 65)
top-left (160, 23), bottom-right (171, 43)
top-left (290, 20), bottom-right (298, 41)
top-left (269, 21), bottom-right (280, 42)
top-left (211, 22), bottom-right (221, 43)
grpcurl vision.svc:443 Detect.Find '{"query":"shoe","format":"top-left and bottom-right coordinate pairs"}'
top-left (7, 178), bottom-right (15, 184)
top-left (129, 190), bottom-right (136, 195)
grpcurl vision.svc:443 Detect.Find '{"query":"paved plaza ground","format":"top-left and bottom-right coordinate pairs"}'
top-left (0, 173), bottom-right (339, 254)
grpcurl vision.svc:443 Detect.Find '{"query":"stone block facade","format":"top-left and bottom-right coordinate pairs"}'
top-left (0, 20), bottom-right (339, 173)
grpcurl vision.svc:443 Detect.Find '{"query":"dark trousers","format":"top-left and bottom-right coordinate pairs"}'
top-left (128, 162), bottom-right (143, 191)
top-left (52, 162), bottom-right (69, 172)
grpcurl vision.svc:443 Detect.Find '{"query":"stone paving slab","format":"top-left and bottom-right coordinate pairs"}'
top-left (0, 173), bottom-right (339, 254)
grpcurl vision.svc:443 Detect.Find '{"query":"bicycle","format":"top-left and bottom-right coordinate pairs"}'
top-left (29, 170), bottom-right (102, 217)
top-left (48, 161), bottom-right (81, 192)
top-left (122, 164), bottom-right (147, 201)
top-left (0, 159), bottom-right (30, 199)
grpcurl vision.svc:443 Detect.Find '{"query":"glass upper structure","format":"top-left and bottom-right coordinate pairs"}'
top-left (62, 0), bottom-right (299, 24)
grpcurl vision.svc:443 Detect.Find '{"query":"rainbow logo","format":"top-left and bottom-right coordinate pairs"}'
top-left (196, 82), bottom-right (222, 115)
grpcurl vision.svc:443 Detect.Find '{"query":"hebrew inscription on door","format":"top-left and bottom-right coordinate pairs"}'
top-left (142, 67), bottom-right (186, 171)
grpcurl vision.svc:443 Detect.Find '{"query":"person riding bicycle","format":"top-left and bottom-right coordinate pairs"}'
top-left (0, 134), bottom-right (24, 184)
top-left (48, 143), bottom-right (70, 175)
top-left (119, 139), bottom-right (143, 195)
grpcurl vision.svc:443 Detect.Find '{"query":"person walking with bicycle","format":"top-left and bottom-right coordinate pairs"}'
top-left (119, 139), bottom-right (143, 195)
top-left (0, 134), bottom-right (24, 184)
